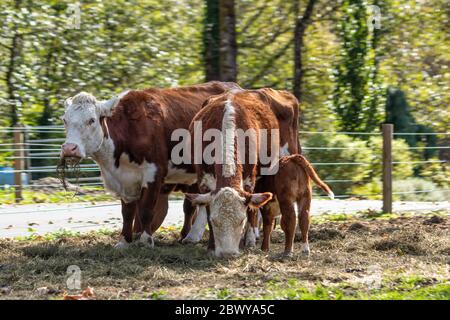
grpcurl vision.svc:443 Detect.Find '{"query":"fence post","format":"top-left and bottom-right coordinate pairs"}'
top-left (13, 124), bottom-right (25, 203)
top-left (382, 123), bottom-right (393, 213)
top-left (24, 125), bottom-right (32, 184)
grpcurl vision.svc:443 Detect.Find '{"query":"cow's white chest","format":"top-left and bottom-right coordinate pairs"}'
top-left (100, 154), bottom-right (156, 203)
top-left (165, 161), bottom-right (197, 185)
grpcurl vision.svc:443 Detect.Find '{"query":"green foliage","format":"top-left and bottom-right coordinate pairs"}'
top-left (304, 133), bottom-right (415, 197)
top-left (333, 0), bottom-right (384, 133)
top-left (303, 134), bottom-right (374, 196)
top-left (385, 87), bottom-right (417, 145)
top-left (393, 178), bottom-right (449, 202)
top-left (367, 136), bottom-right (415, 180)
top-left (386, 88), bottom-right (438, 159)
top-left (419, 160), bottom-right (450, 188)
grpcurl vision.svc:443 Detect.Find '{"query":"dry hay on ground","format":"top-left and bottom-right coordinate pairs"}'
top-left (0, 213), bottom-right (448, 300)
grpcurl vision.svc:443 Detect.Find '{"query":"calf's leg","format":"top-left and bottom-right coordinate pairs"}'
top-left (279, 200), bottom-right (297, 256)
top-left (297, 189), bottom-right (312, 256)
top-left (260, 205), bottom-right (275, 252)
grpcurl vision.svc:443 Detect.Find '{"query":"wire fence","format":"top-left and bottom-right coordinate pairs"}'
top-left (0, 125), bottom-right (449, 207)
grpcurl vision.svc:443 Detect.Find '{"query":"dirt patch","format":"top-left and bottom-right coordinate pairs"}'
top-left (423, 215), bottom-right (445, 225)
top-left (309, 227), bottom-right (345, 241)
top-left (0, 214), bottom-right (448, 300)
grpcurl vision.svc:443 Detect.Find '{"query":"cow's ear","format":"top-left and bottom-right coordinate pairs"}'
top-left (247, 192), bottom-right (272, 209)
top-left (97, 90), bottom-right (130, 116)
top-left (185, 193), bottom-right (212, 206)
top-left (64, 97), bottom-right (73, 110)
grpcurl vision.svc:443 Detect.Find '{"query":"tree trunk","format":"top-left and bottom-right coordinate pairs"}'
top-left (219, 0), bottom-right (237, 82)
top-left (293, 0), bottom-right (317, 101)
top-left (5, 0), bottom-right (23, 126)
top-left (203, 0), bottom-right (221, 81)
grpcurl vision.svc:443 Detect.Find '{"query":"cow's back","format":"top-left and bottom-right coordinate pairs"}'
top-left (250, 88), bottom-right (300, 155)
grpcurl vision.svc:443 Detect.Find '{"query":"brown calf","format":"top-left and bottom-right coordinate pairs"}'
top-left (256, 154), bottom-right (333, 257)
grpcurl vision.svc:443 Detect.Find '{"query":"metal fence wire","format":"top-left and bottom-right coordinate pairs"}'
top-left (0, 125), bottom-right (448, 210)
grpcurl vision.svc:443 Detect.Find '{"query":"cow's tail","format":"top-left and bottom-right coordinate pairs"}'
top-left (290, 154), bottom-right (334, 199)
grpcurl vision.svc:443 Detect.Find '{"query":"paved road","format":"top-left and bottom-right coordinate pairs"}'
top-left (0, 200), bottom-right (448, 238)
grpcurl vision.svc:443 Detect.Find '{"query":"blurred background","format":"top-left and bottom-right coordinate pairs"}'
top-left (0, 0), bottom-right (448, 203)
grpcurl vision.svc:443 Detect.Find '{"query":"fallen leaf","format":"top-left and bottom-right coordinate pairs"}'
top-left (63, 286), bottom-right (95, 300)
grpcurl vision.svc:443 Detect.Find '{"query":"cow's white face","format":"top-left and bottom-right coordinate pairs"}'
top-left (187, 187), bottom-right (272, 258)
top-left (61, 92), bottom-right (126, 159)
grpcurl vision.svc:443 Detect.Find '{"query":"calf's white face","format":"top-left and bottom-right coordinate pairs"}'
top-left (188, 187), bottom-right (272, 258)
top-left (61, 92), bottom-right (126, 159)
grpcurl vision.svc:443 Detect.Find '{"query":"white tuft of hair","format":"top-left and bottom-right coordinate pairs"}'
top-left (328, 191), bottom-right (335, 200)
top-left (222, 98), bottom-right (236, 177)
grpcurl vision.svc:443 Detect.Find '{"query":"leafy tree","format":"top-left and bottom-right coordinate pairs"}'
top-left (333, 0), bottom-right (384, 133)
top-left (386, 87), bottom-right (437, 159)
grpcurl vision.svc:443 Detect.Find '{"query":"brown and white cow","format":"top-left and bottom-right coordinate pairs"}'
top-left (60, 82), bottom-right (239, 249)
top-left (185, 89), bottom-right (299, 258)
top-left (256, 154), bottom-right (334, 257)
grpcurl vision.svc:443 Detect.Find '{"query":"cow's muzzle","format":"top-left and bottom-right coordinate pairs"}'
top-left (61, 143), bottom-right (82, 159)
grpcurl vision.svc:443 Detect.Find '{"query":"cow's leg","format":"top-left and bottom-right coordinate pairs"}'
top-left (115, 200), bottom-right (137, 249)
top-left (150, 191), bottom-right (169, 234)
top-left (179, 198), bottom-right (197, 242)
top-left (182, 205), bottom-right (207, 244)
top-left (260, 205), bottom-right (274, 252)
top-left (138, 179), bottom-right (162, 248)
top-left (132, 206), bottom-right (143, 235)
top-left (279, 200), bottom-right (297, 257)
top-left (297, 189), bottom-right (312, 256)
top-left (206, 206), bottom-right (215, 254)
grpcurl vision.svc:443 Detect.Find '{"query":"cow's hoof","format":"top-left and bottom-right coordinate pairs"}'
top-left (300, 243), bottom-right (310, 257)
top-left (181, 234), bottom-right (201, 244)
top-left (139, 231), bottom-right (154, 248)
top-left (282, 251), bottom-right (294, 259)
top-left (114, 238), bottom-right (130, 250)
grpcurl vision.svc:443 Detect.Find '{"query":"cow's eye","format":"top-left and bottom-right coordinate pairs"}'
top-left (88, 118), bottom-right (95, 125)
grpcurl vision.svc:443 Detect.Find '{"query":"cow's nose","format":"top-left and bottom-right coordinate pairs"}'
top-left (218, 251), bottom-right (241, 259)
top-left (61, 143), bottom-right (81, 158)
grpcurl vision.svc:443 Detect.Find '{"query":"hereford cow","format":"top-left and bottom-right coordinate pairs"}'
top-left (60, 82), bottom-right (239, 249)
top-left (185, 89), bottom-right (299, 258)
top-left (256, 154), bottom-right (334, 257)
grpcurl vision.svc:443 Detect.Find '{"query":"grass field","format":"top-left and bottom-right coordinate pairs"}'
top-left (0, 211), bottom-right (448, 300)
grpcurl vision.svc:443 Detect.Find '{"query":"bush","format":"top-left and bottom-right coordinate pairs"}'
top-left (302, 134), bottom-right (373, 196)
top-left (366, 136), bottom-right (415, 180)
top-left (303, 134), bottom-right (416, 198)
top-left (418, 160), bottom-right (450, 188)
top-left (393, 178), bottom-right (449, 202)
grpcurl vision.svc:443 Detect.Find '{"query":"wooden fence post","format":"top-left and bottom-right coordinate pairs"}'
top-left (24, 125), bottom-right (32, 184)
top-left (13, 124), bottom-right (25, 203)
top-left (382, 123), bottom-right (393, 213)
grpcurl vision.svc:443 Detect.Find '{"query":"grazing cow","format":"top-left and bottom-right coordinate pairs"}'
top-left (182, 88), bottom-right (300, 246)
top-left (185, 89), bottom-right (299, 258)
top-left (256, 154), bottom-right (334, 257)
top-left (60, 82), bottom-right (239, 248)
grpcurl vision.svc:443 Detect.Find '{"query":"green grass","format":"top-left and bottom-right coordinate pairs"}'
top-left (0, 187), bottom-right (116, 204)
top-left (261, 277), bottom-right (450, 300)
top-left (0, 188), bottom-right (186, 204)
